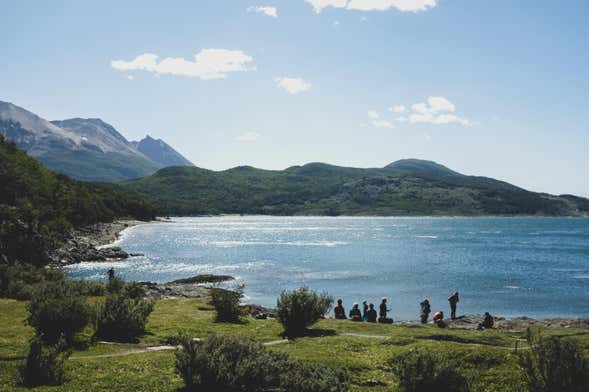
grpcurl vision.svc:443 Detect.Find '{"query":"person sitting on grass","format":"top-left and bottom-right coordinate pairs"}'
top-left (334, 299), bottom-right (346, 319)
top-left (378, 298), bottom-right (393, 324)
top-left (365, 303), bottom-right (377, 323)
top-left (349, 303), bottom-right (362, 321)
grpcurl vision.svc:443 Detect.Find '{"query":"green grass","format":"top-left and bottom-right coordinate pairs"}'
top-left (2, 298), bottom-right (588, 391)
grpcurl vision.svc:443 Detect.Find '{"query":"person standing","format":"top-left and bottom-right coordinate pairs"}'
top-left (448, 292), bottom-right (459, 320)
top-left (420, 298), bottom-right (431, 324)
top-left (362, 301), bottom-right (369, 321)
top-left (379, 297), bottom-right (393, 323)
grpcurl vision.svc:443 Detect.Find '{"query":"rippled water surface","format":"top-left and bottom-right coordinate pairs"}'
top-left (66, 216), bottom-right (589, 320)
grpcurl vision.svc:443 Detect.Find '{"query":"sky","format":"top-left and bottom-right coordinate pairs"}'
top-left (1, 0), bottom-right (588, 196)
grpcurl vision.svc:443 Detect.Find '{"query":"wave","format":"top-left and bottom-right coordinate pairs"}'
top-left (205, 240), bottom-right (348, 248)
top-left (415, 235), bottom-right (438, 239)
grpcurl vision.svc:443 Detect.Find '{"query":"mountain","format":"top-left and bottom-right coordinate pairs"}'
top-left (120, 160), bottom-right (589, 216)
top-left (131, 135), bottom-right (193, 167)
top-left (0, 134), bottom-right (154, 266)
top-left (0, 101), bottom-right (191, 182)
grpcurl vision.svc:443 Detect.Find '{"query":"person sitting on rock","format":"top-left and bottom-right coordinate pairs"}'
top-left (366, 303), bottom-right (377, 323)
top-left (433, 311), bottom-right (446, 328)
top-left (420, 298), bottom-right (431, 324)
top-left (378, 298), bottom-right (393, 324)
top-left (478, 312), bottom-right (494, 330)
top-left (349, 303), bottom-right (362, 321)
top-left (334, 299), bottom-right (346, 319)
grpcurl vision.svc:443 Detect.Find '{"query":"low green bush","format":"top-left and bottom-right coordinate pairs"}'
top-left (0, 261), bottom-right (64, 299)
top-left (26, 281), bottom-right (91, 345)
top-left (95, 292), bottom-right (154, 342)
top-left (175, 334), bottom-right (348, 392)
top-left (210, 285), bottom-right (244, 323)
top-left (18, 336), bottom-right (71, 387)
top-left (518, 329), bottom-right (589, 392)
top-left (276, 287), bottom-right (333, 337)
top-left (391, 348), bottom-right (471, 392)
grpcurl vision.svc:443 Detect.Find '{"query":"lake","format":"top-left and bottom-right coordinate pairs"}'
top-left (65, 216), bottom-right (589, 321)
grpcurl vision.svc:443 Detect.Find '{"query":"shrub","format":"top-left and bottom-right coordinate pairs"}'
top-left (276, 287), bottom-right (333, 337)
top-left (106, 275), bottom-right (125, 294)
top-left (391, 348), bottom-right (471, 392)
top-left (95, 292), bottom-right (154, 342)
top-left (280, 360), bottom-right (349, 392)
top-left (210, 285), bottom-right (244, 323)
top-left (19, 336), bottom-right (70, 387)
top-left (26, 281), bottom-right (91, 345)
top-left (518, 329), bottom-right (589, 392)
top-left (175, 333), bottom-right (288, 391)
top-left (175, 334), bottom-right (348, 392)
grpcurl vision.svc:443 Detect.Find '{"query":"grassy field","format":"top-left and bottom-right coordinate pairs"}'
top-left (1, 298), bottom-right (588, 391)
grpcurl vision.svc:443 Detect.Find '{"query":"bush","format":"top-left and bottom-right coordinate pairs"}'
top-left (26, 281), bottom-right (91, 345)
top-left (19, 336), bottom-right (70, 387)
top-left (276, 287), bottom-right (333, 337)
top-left (106, 276), bottom-right (125, 294)
top-left (280, 360), bottom-right (349, 392)
top-left (518, 329), bottom-right (589, 392)
top-left (210, 285), bottom-right (244, 323)
top-left (175, 334), bottom-right (348, 392)
top-left (391, 348), bottom-right (471, 392)
top-left (95, 292), bottom-right (154, 342)
top-left (0, 261), bottom-right (65, 300)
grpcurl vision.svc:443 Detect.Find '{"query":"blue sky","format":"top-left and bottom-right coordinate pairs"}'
top-left (2, 0), bottom-right (588, 196)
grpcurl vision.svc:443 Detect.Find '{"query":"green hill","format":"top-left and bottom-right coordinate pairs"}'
top-left (0, 135), bottom-right (154, 266)
top-left (120, 160), bottom-right (589, 216)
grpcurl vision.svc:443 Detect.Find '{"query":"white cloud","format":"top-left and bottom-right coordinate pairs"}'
top-left (126, 75), bottom-right (134, 80)
top-left (399, 96), bottom-right (471, 126)
top-left (247, 6), bottom-right (278, 18)
top-left (306, 0), bottom-right (436, 13)
top-left (367, 110), bottom-right (393, 128)
top-left (390, 104), bottom-right (406, 113)
top-left (372, 119), bottom-right (394, 128)
top-left (332, 20), bottom-right (340, 27)
top-left (347, 0), bottom-right (436, 12)
top-left (274, 77), bottom-right (312, 94)
top-left (111, 49), bottom-right (255, 80)
top-left (236, 132), bottom-right (261, 142)
top-left (306, 0), bottom-right (348, 13)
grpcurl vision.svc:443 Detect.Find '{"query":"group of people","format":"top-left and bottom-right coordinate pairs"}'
top-left (333, 297), bottom-right (394, 323)
top-left (332, 291), bottom-right (494, 329)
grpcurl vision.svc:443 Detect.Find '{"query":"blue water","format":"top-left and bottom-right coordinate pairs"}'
top-left (65, 216), bottom-right (589, 321)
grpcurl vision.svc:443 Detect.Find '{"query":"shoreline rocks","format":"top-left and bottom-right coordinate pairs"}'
top-left (50, 220), bottom-right (148, 265)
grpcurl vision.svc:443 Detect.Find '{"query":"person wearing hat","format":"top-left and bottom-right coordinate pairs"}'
top-left (349, 303), bottom-right (362, 322)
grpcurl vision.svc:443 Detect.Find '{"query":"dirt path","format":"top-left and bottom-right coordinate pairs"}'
top-left (69, 332), bottom-right (529, 360)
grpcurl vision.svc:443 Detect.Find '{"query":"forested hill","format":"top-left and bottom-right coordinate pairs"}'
top-left (120, 159), bottom-right (589, 217)
top-left (0, 135), bottom-right (154, 266)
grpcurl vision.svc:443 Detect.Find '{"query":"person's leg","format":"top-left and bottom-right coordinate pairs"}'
top-left (451, 304), bottom-right (456, 319)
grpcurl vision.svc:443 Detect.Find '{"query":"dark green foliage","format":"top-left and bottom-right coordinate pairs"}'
top-left (175, 334), bottom-right (348, 392)
top-left (391, 348), bottom-right (471, 392)
top-left (0, 261), bottom-right (65, 299)
top-left (18, 336), bottom-right (71, 387)
top-left (210, 285), bottom-right (245, 323)
top-left (95, 280), bottom-right (154, 342)
top-left (26, 281), bottom-right (91, 345)
top-left (169, 274), bottom-right (234, 284)
top-left (276, 287), bottom-right (333, 337)
top-left (518, 329), bottom-right (589, 392)
top-left (0, 135), bottom-right (155, 267)
top-left (279, 360), bottom-right (349, 392)
top-left (120, 161), bottom-right (589, 216)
